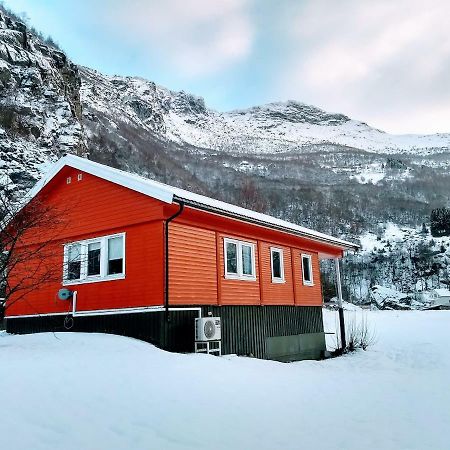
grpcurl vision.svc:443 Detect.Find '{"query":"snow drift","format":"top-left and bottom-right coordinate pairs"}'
top-left (1, 309), bottom-right (450, 450)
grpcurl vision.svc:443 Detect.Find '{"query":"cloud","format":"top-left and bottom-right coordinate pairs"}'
top-left (277, 0), bottom-right (450, 133)
top-left (103, 0), bottom-right (254, 77)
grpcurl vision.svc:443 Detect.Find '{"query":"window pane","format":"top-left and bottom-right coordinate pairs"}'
top-left (108, 236), bottom-right (123, 275)
top-left (108, 258), bottom-right (123, 275)
top-left (87, 242), bottom-right (101, 276)
top-left (302, 256), bottom-right (311, 282)
top-left (242, 245), bottom-right (253, 276)
top-left (67, 244), bottom-right (81, 280)
top-left (226, 242), bottom-right (238, 274)
top-left (108, 237), bottom-right (123, 260)
top-left (272, 251), bottom-right (281, 278)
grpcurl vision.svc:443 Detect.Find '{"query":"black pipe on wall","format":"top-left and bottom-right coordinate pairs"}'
top-left (164, 200), bottom-right (184, 321)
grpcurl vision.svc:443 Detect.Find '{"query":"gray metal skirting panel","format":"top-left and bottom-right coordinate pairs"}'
top-left (199, 305), bottom-right (324, 360)
top-left (6, 305), bottom-right (325, 361)
top-left (266, 332), bottom-right (326, 362)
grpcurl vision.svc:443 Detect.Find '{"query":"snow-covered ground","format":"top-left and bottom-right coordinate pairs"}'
top-left (1, 310), bottom-right (449, 450)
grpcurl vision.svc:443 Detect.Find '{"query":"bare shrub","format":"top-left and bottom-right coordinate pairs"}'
top-left (1, 186), bottom-right (68, 317)
top-left (345, 315), bottom-right (377, 352)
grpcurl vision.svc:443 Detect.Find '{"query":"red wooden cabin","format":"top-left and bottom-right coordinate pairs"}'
top-left (5, 155), bottom-right (358, 360)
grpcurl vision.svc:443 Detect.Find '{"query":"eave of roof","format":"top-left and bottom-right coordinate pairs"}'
top-left (25, 154), bottom-right (360, 251)
top-left (172, 194), bottom-right (359, 251)
top-left (27, 155), bottom-right (174, 204)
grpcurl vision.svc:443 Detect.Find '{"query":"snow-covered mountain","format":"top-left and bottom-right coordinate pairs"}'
top-left (81, 68), bottom-right (450, 156)
top-left (0, 8), bottom-right (84, 198)
top-left (73, 69), bottom-right (450, 240)
top-left (1, 6), bottom-right (450, 239)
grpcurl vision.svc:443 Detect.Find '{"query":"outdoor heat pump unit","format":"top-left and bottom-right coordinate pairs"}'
top-left (195, 317), bottom-right (221, 341)
top-left (194, 317), bottom-right (222, 356)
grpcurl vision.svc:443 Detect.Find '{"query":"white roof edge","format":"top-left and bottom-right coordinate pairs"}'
top-left (26, 155), bottom-right (358, 251)
top-left (171, 193), bottom-right (358, 250)
top-left (27, 154), bottom-right (174, 204)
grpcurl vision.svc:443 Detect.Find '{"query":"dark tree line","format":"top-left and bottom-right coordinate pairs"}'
top-left (430, 208), bottom-right (450, 237)
top-left (320, 236), bottom-right (449, 306)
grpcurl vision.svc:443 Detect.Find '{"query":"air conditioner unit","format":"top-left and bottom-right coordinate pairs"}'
top-left (195, 317), bottom-right (221, 341)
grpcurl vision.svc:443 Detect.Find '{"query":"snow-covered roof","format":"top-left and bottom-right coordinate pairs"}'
top-left (432, 289), bottom-right (450, 297)
top-left (27, 155), bottom-right (359, 251)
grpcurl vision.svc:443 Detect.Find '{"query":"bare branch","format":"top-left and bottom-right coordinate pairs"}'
top-left (1, 183), bottom-right (69, 315)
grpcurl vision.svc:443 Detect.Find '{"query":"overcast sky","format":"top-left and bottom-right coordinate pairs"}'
top-left (4, 0), bottom-right (450, 134)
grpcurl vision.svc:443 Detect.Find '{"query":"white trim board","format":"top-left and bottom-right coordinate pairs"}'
top-left (5, 306), bottom-right (202, 320)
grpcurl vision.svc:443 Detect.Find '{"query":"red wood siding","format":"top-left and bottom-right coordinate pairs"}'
top-left (258, 242), bottom-right (295, 305)
top-left (7, 221), bottom-right (165, 316)
top-left (167, 207), bottom-right (329, 307)
top-left (7, 165), bottom-right (343, 317)
top-left (218, 233), bottom-right (261, 305)
top-left (6, 168), bottom-right (166, 317)
top-left (28, 166), bottom-right (165, 244)
top-left (292, 250), bottom-right (322, 306)
top-left (166, 205), bottom-right (343, 259)
top-left (168, 223), bottom-right (218, 305)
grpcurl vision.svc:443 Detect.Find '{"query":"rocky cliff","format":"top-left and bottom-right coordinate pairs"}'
top-left (0, 8), bottom-right (84, 199)
top-left (1, 6), bottom-right (450, 239)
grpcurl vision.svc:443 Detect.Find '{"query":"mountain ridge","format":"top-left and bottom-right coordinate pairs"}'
top-left (81, 66), bottom-right (450, 156)
top-left (1, 6), bottom-right (450, 242)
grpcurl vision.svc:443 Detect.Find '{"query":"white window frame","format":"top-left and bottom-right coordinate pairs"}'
top-left (224, 238), bottom-right (256, 281)
top-left (63, 232), bottom-right (126, 285)
top-left (301, 253), bottom-right (314, 286)
top-left (270, 247), bottom-right (285, 283)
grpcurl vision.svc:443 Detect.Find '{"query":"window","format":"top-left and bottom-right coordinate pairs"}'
top-left (270, 247), bottom-right (285, 283)
top-left (226, 241), bottom-right (238, 275)
top-left (87, 242), bottom-right (101, 276)
top-left (108, 236), bottom-right (124, 275)
top-left (224, 238), bottom-right (256, 280)
top-left (241, 244), bottom-right (253, 276)
top-left (67, 244), bottom-right (81, 280)
top-left (63, 233), bottom-right (125, 284)
top-left (301, 254), bottom-right (313, 286)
